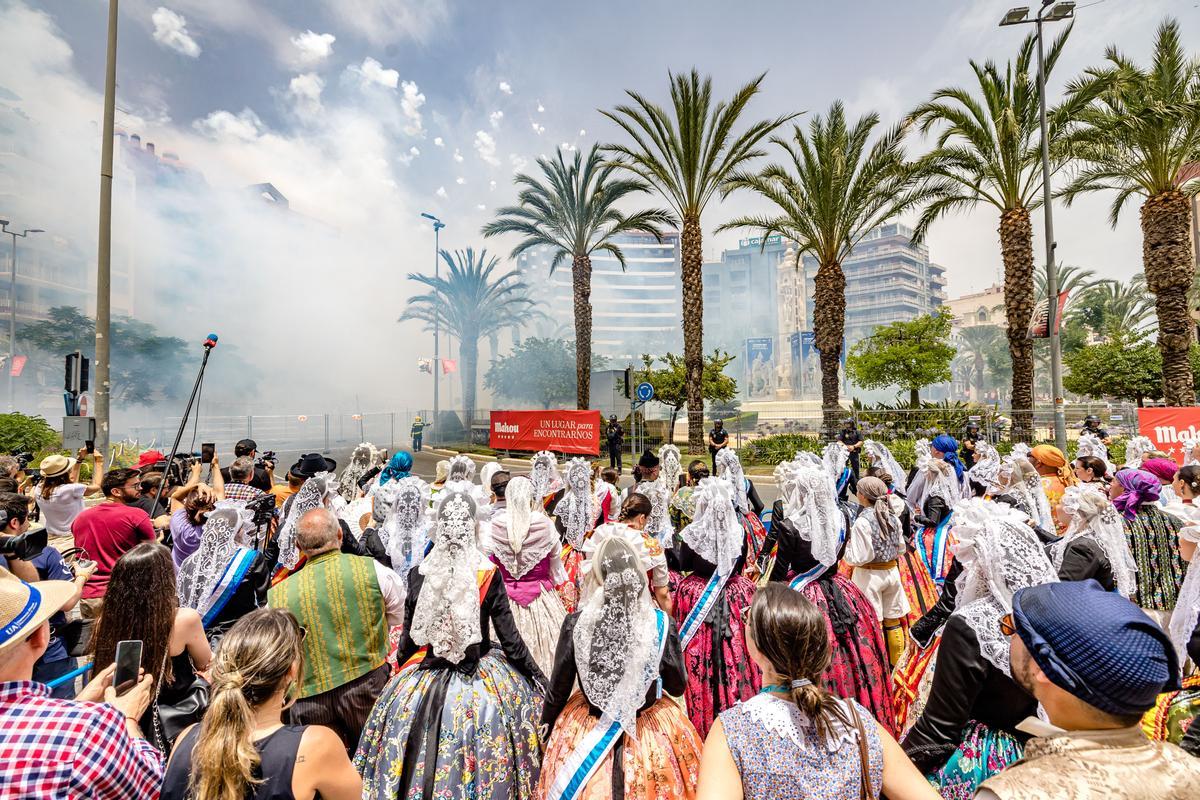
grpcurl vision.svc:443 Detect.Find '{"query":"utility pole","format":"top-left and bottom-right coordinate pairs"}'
top-left (0, 223), bottom-right (43, 412)
top-left (94, 0), bottom-right (119, 460)
top-left (420, 213), bottom-right (445, 445)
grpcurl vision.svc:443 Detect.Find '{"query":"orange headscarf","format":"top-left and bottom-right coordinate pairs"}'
top-left (1030, 444), bottom-right (1078, 487)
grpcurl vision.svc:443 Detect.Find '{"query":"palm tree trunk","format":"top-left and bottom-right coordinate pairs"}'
top-left (910, 387), bottom-right (920, 406)
top-left (1142, 190), bottom-right (1196, 406)
top-left (973, 355), bottom-right (985, 400)
top-left (681, 214), bottom-right (705, 454)
top-left (999, 207), bottom-right (1035, 441)
top-left (813, 259), bottom-right (846, 435)
top-left (572, 254), bottom-right (592, 410)
top-left (461, 337), bottom-right (478, 437)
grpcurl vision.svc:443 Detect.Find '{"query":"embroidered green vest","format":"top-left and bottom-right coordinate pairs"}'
top-left (268, 551), bottom-right (388, 698)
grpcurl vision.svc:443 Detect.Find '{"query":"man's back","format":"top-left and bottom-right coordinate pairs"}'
top-left (0, 681), bottom-right (163, 798)
top-left (71, 503), bottom-right (155, 598)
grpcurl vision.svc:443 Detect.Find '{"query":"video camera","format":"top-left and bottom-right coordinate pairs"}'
top-left (13, 452), bottom-right (33, 472)
top-left (255, 450), bottom-right (277, 470)
top-left (245, 493), bottom-right (277, 531)
top-left (0, 526), bottom-right (47, 561)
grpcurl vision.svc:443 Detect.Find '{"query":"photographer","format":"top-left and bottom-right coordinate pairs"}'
top-left (220, 439), bottom-right (274, 493)
top-left (0, 492), bottom-right (95, 697)
top-left (70, 468), bottom-right (157, 619)
top-left (35, 449), bottom-right (105, 538)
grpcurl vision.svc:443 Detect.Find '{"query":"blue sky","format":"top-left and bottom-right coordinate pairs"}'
top-left (2, 0), bottom-right (1197, 411)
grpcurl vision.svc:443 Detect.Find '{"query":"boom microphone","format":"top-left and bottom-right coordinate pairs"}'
top-left (202, 333), bottom-right (219, 350)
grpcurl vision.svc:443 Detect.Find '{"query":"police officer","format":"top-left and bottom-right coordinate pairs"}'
top-left (1082, 414), bottom-right (1112, 445)
top-left (605, 415), bottom-right (625, 471)
top-left (961, 420), bottom-right (983, 469)
top-left (836, 417), bottom-right (863, 483)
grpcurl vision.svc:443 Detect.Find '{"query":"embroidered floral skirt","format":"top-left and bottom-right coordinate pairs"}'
top-left (539, 693), bottom-right (701, 800)
top-left (354, 652), bottom-right (542, 800)
top-left (1143, 673), bottom-right (1200, 745)
top-left (927, 721), bottom-right (1022, 800)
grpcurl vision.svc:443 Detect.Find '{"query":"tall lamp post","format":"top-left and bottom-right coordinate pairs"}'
top-left (420, 212), bottom-right (445, 445)
top-left (0, 221), bottom-right (44, 412)
top-left (1000, 0), bottom-right (1075, 451)
top-left (94, 0), bottom-right (119, 462)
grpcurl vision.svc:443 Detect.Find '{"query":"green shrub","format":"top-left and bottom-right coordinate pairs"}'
top-left (0, 413), bottom-right (61, 455)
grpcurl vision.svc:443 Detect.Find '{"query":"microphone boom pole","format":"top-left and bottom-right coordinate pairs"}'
top-left (152, 334), bottom-right (218, 518)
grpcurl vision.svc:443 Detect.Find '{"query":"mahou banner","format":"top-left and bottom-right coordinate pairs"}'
top-left (489, 410), bottom-right (602, 455)
top-left (1137, 406), bottom-right (1200, 464)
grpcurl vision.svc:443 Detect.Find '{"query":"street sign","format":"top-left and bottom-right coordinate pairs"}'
top-left (635, 382), bottom-right (655, 402)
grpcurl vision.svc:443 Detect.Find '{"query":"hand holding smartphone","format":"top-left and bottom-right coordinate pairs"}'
top-left (201, 443), bottom-right (215, 464)
top-left (112, 640), bottom-right (143, 697)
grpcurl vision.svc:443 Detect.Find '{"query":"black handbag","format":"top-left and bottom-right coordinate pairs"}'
top-left (151, 660), bottom-right (210, 753)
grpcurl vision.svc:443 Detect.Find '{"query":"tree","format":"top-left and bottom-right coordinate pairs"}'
top-left (482, 146), bottom-right (672, 409)
top-left (1063, 331), bottom-right (1162, 406)
top-left (484, 337), bottom-right (608, 409)
top-left (1058, 19), bottom-right (1200, 406)
top-left (847, 312), bottom-right (955, 405)
top-left (0, 413), bottom-right (60, 454)
top-left (910, 25), bottom-right (1074, 440)
top-left (1067, 275), bottom-right (1155, 339)
top-left (399, 248), bottom-right (536, 426)
top-left (603, 70), bottom-right (794, 453)
top-left (720, 102), bottom-right (939, 430)
top-left (635, 350), bottom-right (737, 443)
top-left (18, 306), bottom-right (188, 406)
top-left (956, 324), bottom-right (1005, 400)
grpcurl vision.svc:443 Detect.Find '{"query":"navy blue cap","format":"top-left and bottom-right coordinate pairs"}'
top-left (1011, 580), bottom-right (1180, 716)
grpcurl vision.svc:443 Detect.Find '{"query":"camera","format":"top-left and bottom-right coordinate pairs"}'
top-left (0, 526), bottom-right (47, 561)
top-left (245, 493), bottom-right (277, 531)
top-left (255, 450), bottom-right (277, 469)
top-left (13, 452), bottom-right (33, 472)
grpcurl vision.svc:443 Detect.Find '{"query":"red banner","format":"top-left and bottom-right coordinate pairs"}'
top-left (1138, 406), bottom-right (1200, 464)
top-left (489, 410), bottom-right (602, 456)
top-left (9, 355), bottom-right (26, 377)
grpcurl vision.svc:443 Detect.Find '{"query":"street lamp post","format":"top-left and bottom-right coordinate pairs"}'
top-left (94, 0), bottom-right (119, 462)
top-left (0, 221), bottom-right (44, 412)
top-left (420, 212), bottom-right (445, 446)
top-left (1000, 1), bottom-right (1074, 451)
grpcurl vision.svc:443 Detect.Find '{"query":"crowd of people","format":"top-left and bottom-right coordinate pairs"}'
top-left (0, 427), bottom-right (1198, 799)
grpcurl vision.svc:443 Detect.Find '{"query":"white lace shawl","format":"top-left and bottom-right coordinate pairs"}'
top-left (381, 476), bottom-right (433, 575)
top-left (679, 477), bottom-right (742, 577)
top-left (636, 479), bottom-right (675, 547)
top-left (739, 693), bottom-right (861, 754)
top-left (277, 473), bottom-right (334, 570)
top-left (1124, 436), bottom-right (1154, 470)
top-left (579, 523), bottom-right (654, 600)
top-left (1051, 485), bottom-right (1137, 599)
top-left (1075, 433), bottom-right (1113, 473)
top-left (822, 441), bottom-right (850, 488)
top-left (658, 444), bottom-right (682, 495)
top-left (909, 456), bottom-right (964, 515)
top-left (864, 440), bottom-right (907, 494)
top-left (448, 454), bottom-right (476, 482)
top-left (489, 476), bottom-right (558, 579)
top-left (556, 458), bottom-right (595, 547)
top-left (1164, 502), bottom-right (1200, 666)
top-left (530, 450), bottom-right (562, 500)
top-left (966, 442), bottom-right (1002, 494)
top-left (410, 491), bottom-right (489, 663)
top-left (574, 535), bottom-right (659, 737)
top-left (479, 462), bottom-right (502, 497)
top-left (717, 448), bottom-right (749, 514)
top-left (996, 456), bottom-right (1052, 530)
top-left (776, 459), bottom-right (843, 568)
top-left (338, 443), bottom-right (377, 502)
top-left (950, 498), bottom-right (1059, 674)
top-left (177, 504), bottom-right (254, 611)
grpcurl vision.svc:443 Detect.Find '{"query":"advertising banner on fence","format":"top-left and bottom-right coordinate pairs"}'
top-left (489, 410), bottom-right (602, 455)
top-left (1137, 406), bottom-right (1200, 463)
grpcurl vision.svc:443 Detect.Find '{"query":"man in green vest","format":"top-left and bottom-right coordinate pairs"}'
top-left (268, 507), bottom-right (405, 753)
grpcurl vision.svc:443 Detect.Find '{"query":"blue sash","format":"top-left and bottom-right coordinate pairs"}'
top-left (547, 609), bottom-right (669, 800)
top-left (199, 547), bottom-right (257, 628)
top-left (788, 526), bottom-right (847, 593)
top-left (679, 569), bottom-right (728, 650)
top-left (836, 467), bottom-right (852, 495)
top-left (916, 512), bottom-right (954, 585)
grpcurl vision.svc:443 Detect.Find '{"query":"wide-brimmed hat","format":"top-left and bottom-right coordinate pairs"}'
top-left (0, 568), bottom-right (76, 653)
top-left (290, 452), bottom-right (336, 478)
top-left (39, 454), bottom-right (75, 479)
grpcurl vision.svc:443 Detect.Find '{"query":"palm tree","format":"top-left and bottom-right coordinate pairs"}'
top-left (1058, 19), bottom-right (1200, 406)
top-left (909, 26), bottom-right (1073, 441)
top-left (719, 102), bottom-right (939, 430)
top-left (1072, 275), bottom-right (1156, 337)
top-left (482, 146), bottom-right (673, 409)
top-left (956, 324), bottom-right (1005, 400)
top-left (1034, 263), bottom-right (1101, 313)
top-left (400, 248), bottom-right (537, 429)
top-left (602, 70), bottom-right (795, 452)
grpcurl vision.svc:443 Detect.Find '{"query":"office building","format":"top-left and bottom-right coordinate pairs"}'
top-left (945, 284), bottom-right (1006, 331)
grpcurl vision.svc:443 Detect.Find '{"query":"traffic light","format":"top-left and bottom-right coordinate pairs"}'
top-left (623, 366), bottom-right (632, 399)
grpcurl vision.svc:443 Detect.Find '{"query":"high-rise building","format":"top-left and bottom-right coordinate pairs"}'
top-left (516, 230), bottom-right (681, 364)
top-left (702, 235), bottom-right (789, 356)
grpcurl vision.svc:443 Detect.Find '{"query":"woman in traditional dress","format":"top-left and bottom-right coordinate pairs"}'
top-left (670, 460), bottom-right (710, 532)
top-left (540, 534), bottom-right (701, 800)
top-left (716, 448), bottom-right (767, 571)
top-left (369, 475), bottom-right (433, 577)
top-left (595, 466), bottom-right (621, 524)
top-left (177, 503), bottom-right (281, 640)
top-left (1050, 484), bottom-right (1137, 596)
top-left (1072, 455), bottom-right (1109, 489)
top-left (902, 499), bottom-right (1059, 798)
top-left (1142, 457), bottom-right (1182, 506)
top-left (1028, 444), bottom-right (1077, 522)
top-left (906, 445), bottom-right (963, 587)
top-left (275, 474), bottom-right (339, 575)
top-left (355, 489), bottom-right (545, 800)
top-left (338, 443), bottom-right (378, 502)
top-left (555, 457), bottom-right (598, 588)
top-left (531, 450), bottom-right (564, 510)
top-left (585, 494), bottom-right (673, 615)
top-left (372, 451), bottom-right (413, 494)
top-left (1111, 468), bottom-right (1187, 626)
top-left (846, 476), bottom-right (911, 668)
top-left (659, 444), bottom-right (684, 495)
top-left (673, 477), bottom-right (761, 739)
top-left (489, 475), bottom-right (568, 675)
top-left (768, 459), bottom-right (897, 736)
top-left (696, 584), bottom-right (941, 800)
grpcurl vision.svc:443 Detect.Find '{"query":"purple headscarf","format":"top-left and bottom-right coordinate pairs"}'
top-left (1112, 469), bottom-right (1161, 521)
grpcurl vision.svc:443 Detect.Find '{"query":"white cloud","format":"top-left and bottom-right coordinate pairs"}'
top-left (452, 148), bottom-right (464, 163)
top-left (455, 176), bottom-right (465, 184)
top-left (193, 108), bottom-right (265, 142)
top-left (531, 121), bottom-right (545, 135)
top-left (347, 57), bottom-right (399, 89)
top-left (509, 153), bottom-right (528, 173)
top-left (151, 7), bottom-right (201, 58)
top-left (536, 101), bottom-right (545, 113)
top-left (436, 186), bottom-right (447, 198)
top-left (499, 81), bottom-right (512, 95)
top-left (399, 80), bottom-right (425, 137)
top-left (579, 129), bottom-right (586, 137)
top-left (433, 136), bottom-right (444, 147)
top-left (287, 72), bottom-right (325, 116)
top-left (476, 204), bottom-right (486, 211)
top-left (313, 0), bottom-right (450, 46)
top-left (489, 110), bottom-right (504, 129)
top-left (290, 30), bottom-right (335, 65)
top-left (489, 179), bottom-right (496, 190)
top-left (473, 130), bottom-right (499, 165)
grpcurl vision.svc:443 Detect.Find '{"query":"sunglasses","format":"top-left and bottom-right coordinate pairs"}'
top-left (999, 613), bottom-right (1017, 637)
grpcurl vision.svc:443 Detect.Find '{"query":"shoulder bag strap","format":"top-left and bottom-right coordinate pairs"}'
top-left (847, 701), bottom-right (872, 800)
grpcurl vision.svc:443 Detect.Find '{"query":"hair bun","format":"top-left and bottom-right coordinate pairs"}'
top-left (217, 669), bottom-right (245, 691)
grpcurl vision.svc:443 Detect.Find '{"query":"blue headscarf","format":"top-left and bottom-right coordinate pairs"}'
top-left (931, 434), bottom-right (964, 481)
top-left (380, 451), bottom-right (413, 486)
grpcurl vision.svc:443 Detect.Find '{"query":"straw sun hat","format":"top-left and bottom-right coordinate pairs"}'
top-left (0, 568), bottom-right (75, 654)
top-left (38, 454), bottom-right (75, 479)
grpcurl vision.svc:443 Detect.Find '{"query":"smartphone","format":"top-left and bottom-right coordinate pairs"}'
top-left (84, 440), bottom-right (95, 454)
top-left (201, 443), bottom-right (215, 464)
top-left (112, 640), bottom-right (143, 696)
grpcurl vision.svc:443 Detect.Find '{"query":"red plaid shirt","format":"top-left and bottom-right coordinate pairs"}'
top-left (223, 482), bottom-right (267, 504)
top-left (0, 681), bottom-right (164, 798)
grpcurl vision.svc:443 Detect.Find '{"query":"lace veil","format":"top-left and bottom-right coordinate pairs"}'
top-left (776, 458), bottom-right (842, 568)
top-left (716, 448), bottom-right (749, 514)
top-left (177, 503), bottom-right (254, 610)
top-left (448, 454), bottom-right (476, 482)
top-left (822, 441), bottom-right (850, 486)
top-left (491, 476), bottom-right (558, 579)
top-left (530, 450), bottom-right (562, 500)
top-left (556, 457), bottom-right (595, 547)
top-left (338, 442), bottom-right (378, 501)
top-left (381, 476), bottom-right (433, 575)
top-left (659, 444), bottom-right (682, 494)
top-left (1052, 484), bottom-right (1137, 599)
top-left (277, 473), bottom-right (334, 570)
top-left (679, 477), bottom-right (742, 577)
top-left (1124, 436), bottom-right (1154, 469)
top-left (864, 440), bottom-right (907, 493)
